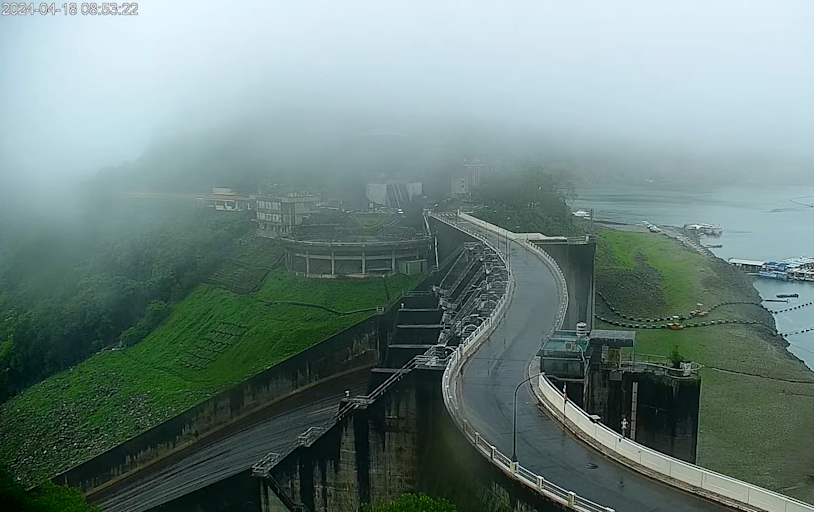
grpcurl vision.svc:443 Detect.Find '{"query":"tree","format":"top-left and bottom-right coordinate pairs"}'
top-left (0, 202), bottom-right (249, 403)
top-left (670, 345), bottom-right (684, 368)
top-left (0, 467), bottom-right (98, 512)
top-left (473, 166), bottom-right (578, 236)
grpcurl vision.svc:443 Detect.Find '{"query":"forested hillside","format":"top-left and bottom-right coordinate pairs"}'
top-left (473, 166), bottom-right (578, 236)
top-left (0, 199), bottom-right (250, 403)
top-left (0, 465), bottom-right (97, 512)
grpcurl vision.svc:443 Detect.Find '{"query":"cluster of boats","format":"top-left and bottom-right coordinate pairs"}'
top-left (759, 258), bottom-right (814, 282)
top-left (729, 257), bottom-right (814, 282)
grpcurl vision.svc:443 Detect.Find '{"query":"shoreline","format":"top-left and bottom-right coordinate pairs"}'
top-left (595, 220), bottom-right (805, 366)
top-left (593, 224), bottom-right (814, 503)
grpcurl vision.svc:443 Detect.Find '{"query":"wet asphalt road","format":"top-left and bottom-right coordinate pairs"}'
top-left (457, 220), bottom-right (729, 511)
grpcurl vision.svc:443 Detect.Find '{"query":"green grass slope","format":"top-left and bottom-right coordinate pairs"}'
top-left (0, 265), bottom-right (422, 487)
top-left (596, 230), bottom-right (814, 502)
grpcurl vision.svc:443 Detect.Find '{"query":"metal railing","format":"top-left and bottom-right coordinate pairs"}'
top-left (251, 358), bottom-right (418, 479)
top-left (431, 212), bottom-right (613, 512)
top-left (495, 213), bottom-right (814, 512)
top-left (533, 371), bottom-right (814, 512)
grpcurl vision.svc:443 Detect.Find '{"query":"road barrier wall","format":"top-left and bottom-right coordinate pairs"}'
top-left (432, 213), bottom-right (611, 512)
top-left (473, 212), bottom-right (814, 512)
top-left (449, 211), bottom-right (814, 512)
top-left (534, 372), bottom-right (814, 511)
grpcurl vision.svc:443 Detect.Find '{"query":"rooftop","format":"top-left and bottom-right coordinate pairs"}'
top-left (589, 329), bottom-right (636, 348)
top-left (541, 331), bottom-right (587, 354)
top-left (729, 258), bottom-right (766, 267)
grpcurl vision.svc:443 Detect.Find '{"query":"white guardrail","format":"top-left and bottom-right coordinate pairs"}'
top-left (443, 211), bottom-right (814, 512)
top-left (432, 212), bottom-right (611, 512)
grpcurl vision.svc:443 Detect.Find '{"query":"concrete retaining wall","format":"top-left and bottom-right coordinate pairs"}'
top-left (53, 306), bottom-right (400, 494)
top-left (266, 370), bottom-right (568, 512)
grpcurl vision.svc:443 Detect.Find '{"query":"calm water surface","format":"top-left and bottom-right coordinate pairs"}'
top-left (574, 184), bottom-right (814, 368)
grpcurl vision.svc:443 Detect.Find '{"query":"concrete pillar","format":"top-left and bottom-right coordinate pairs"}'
top-left (567, 492), bottom-right (576, 507)
top-left (305, 250), bottom-right (310, 275)
top-left (260, 481), bottom-right (269, 512)
top-left (361, 250), bottom-right (366, 274)
top-left (331, 250), bottom-right (335, 275)
top-left (631, 381), bottom-right (639, 441)
top-left (391, 249), bottom-right (396, 272)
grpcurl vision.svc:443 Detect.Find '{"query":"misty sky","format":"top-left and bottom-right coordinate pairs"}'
top-left (1, 0), bottom-right (813, 185)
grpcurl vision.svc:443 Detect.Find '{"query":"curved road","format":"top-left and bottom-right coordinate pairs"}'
top-left (456, 218), bottom-right (730, 512)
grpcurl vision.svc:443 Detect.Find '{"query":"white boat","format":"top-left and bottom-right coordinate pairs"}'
top-left (684, 223), bottom-right (723, 237)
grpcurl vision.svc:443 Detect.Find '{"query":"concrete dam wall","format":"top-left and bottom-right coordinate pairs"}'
top-left (532, 240), bottom-right (596, 330)
top-left (262, 369), bottom-right (568, 512)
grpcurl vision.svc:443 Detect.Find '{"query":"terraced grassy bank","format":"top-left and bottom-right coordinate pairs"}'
top-left (596, 229), bottom-right (814, 503)
top-left (0, 260), bottom-right (422, 487)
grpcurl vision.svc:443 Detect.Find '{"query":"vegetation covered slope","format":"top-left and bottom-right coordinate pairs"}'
top-left (370, 494), bottom-right (462, 512)
top-left (0, 257), bottom-right (422, 487)
top-left (0, 201), bottom-right (250, 403)
top-left (595, 230), bottom-right (814, 503)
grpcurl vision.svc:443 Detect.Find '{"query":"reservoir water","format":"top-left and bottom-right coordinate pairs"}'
top-left (573, 184), bottom-right (814, 369)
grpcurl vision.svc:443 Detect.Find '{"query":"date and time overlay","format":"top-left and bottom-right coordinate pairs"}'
top-left (3, 2), bottom-right (138, 15)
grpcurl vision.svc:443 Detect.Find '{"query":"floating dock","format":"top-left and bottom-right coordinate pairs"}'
top-left (729, 257), bottom-right (814, 282)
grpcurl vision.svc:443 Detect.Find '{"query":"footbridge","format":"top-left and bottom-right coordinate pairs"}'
top-left (432, 211), bottom-right (814, 512)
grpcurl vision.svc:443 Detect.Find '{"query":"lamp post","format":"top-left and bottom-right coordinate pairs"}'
top-left (512, 373), bottom-right (541, 463)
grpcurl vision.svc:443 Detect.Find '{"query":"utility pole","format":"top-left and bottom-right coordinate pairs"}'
top-left (512, 374), bottom-right (541, 463)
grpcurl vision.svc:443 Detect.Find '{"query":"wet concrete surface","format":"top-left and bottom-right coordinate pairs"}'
top-left (457, 220), bottom-right (730, 511)
top-left (94, 369), bottom-right (371, 512)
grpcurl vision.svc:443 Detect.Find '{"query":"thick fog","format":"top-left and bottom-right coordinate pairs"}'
top-left (1, 0), bottom-right (813, 190)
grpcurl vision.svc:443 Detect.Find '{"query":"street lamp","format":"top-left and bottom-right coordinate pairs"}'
top-left (512, 373), bottom-right (541, 463)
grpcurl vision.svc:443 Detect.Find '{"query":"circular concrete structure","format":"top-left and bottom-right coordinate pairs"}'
top-left (281, 233), bottom-right (432, 278)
